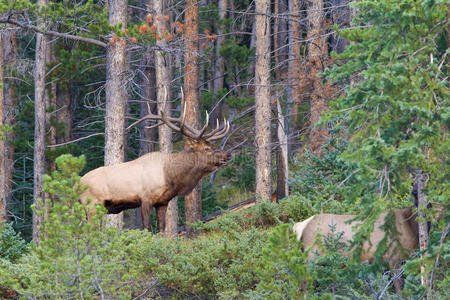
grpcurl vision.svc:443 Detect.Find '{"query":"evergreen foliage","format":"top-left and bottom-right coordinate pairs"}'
top-left (322, 0), bottom-right (449, 295)
top-left (289, 132), bottom-right (357, 215)
top-left (0, 222), bottom-right (28, 263)
top-left (249, 223), bottom-right (312, 299)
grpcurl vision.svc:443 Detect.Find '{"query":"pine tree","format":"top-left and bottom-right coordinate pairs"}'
top-left (325, 0), bottom-right (449, 292)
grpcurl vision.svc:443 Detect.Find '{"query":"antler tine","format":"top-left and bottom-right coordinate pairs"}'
top-left (207, 119), bottom-right (231, 141)
top-left (197, 111), bottom-right (210, 138)
top-left (158, 108), bottom-right (200, 140)
top-left (202, 118), bottom-right (220, 139)
top-left (126, 101), bottom-right (161, 130)
top-left (180, 87), bottom-right (186, 130)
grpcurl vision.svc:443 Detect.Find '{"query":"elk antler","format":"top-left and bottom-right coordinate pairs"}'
top-left (127, 88), bottom-right (231, 141)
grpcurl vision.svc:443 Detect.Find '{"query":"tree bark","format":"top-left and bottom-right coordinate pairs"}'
top-left (1, 30), bottom-right (18, 223)
top-left (184, 0), bottom-right (202, 236)
top-left (45, 39), bottom-right (57, 173)
top-left (288, 0), bottom-right (302, 121)
top-left (154, 0), bottom-right (178, 238)
top-left (274, 0), bottom-right (289, 80)
top-left (0, 33), bottom-right (5, 222)
top-left (254, 0), bottom-right (272, 202)
top-left (213, 0), bottom-right (227, 94)
top-left (139, 52), bottom-right (157, 155)
top-left (56, 85), bottom-right (72, 144)
top-left (104, 0), bottom-right (128, 229)
top-left (210, 0), bottom-right (228, 125)
top-left (415, 170), bottom-right (430, 288)
top-left (307, 0), bottom-right (331, 152)
top-left (32, 0), bottom-right (49, 243)
top-left (134, 50), bottom-right (157, 229)
top-left (276, 100), bottom-right (288, 201)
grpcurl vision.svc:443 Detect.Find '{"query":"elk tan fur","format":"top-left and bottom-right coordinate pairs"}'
top-left (293, 208), bottom-right (419, 265)
top-left (80, 140), bottom-right (230, 229)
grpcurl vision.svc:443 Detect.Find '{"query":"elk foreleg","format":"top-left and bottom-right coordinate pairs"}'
top-left (156, 204), bottom-right (168, 233)
top-left (141, 201), bottom-right (153, 231)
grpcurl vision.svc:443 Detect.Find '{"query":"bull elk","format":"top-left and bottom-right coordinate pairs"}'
top-left (80, 93), bottom-right (231, 231)
top-left (293, 207), bottom-right (419, 291)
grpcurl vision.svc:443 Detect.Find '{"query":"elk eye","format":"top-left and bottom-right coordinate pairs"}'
top-left (205, 147), bottom-right (211, 151)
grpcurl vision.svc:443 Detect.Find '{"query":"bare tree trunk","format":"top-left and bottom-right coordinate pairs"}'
top-left (276, 100), bottom-right (288, 201)
top-left (1, 30), bottom-right (18, 223)
top-left (104, 0), bottom-right (128, 229)
top-left (210, 0), bottom-right (228, 124)
top-left (415, 170), bottom-right (430, 289)
top-left (134, 50), bottom-right (157, 229)
top-left (288, 0), bottom-right (302, 121)
top-left (307, 0), bottom-right (331, 152)
top-left (213, 0), bottom-right (227, 94)
top-left (274, 0), bottom-right (289, 80)
top-left (153, 0), bottom-right (178, 237)
top-left (273, 0), bottom-right (288, 82)
top-left (184, 0), bottom-right (202, 236)
top-left (254, 0), bottom-right (272, 202)
top-left (56, 85), bottom-right (72, 144)
top-left (32, 0), bottom-right (49, 243)
top-left (0, 33), bottom-right (5, 222)
top-left (139, 52), bottom-right (157, 155)
top-left (46, 40), bottom-right (57, 173)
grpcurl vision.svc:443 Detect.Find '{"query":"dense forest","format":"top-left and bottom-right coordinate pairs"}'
top-left (0, 0), bottom-right (448, 299)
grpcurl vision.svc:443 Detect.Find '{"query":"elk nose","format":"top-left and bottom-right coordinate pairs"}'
top-left (226, 153), bottom-right (231, 160)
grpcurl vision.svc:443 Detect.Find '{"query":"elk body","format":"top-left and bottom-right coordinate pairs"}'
top-left (293, 208), bottom-right (418, 290)
top-left (293, 208), bottom-right (418, 264)
top-left (80, 96), bottom-right (231, 231)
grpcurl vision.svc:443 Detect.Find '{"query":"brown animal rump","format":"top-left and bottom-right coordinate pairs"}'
top-left (293, 208), bottom-right (419, 265)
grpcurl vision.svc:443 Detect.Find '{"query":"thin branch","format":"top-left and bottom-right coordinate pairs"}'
top-left (0, 19), bottom-right (107, 48)
top-left (47, 133), bottom-right (105, 148)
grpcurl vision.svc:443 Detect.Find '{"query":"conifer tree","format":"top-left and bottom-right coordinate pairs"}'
top-left (325, 0), bottom-right (448, 291)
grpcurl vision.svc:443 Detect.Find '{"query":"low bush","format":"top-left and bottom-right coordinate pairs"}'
top-left (0, 222), bottom-right (28, 263)
top-left (249, 223), bottom-right (312, 299)
top-left (0, 154), bottom-right (269, 299)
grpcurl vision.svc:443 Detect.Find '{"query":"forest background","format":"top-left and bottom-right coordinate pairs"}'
top-left (0, 0), bottom-right (448, 299)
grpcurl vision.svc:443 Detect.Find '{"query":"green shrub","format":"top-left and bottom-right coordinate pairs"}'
top-left (248, 223), bottom-right (312, 299)
top-left (0, 222), bottom-right (28, 263)
top-left (289, 133), bottom-right (357, 216)
top-left (145, 229), bottom-right (268, 299)
top-left (196, 200), bottom-right (281, 233)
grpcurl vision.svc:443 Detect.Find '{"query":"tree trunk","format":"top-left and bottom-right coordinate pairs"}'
top-left (0, 33), bottom-right (5, 222)
top-left (184, 0), bottom-right (202, 236)
top-left (276, 100), bottom-right (288, 201)
top-left (274, 0), bottom-right (289, 80)
top-left (134, 50), bottom-right (158, 229)
top-left (56, 85), bottom-right (72, 144)
top-left (415, 170), bottom-right (430, 289)
top-left (33, 0), bottom-right (49, 243)
top-left (288, 0), bottom-right (302, 122)
top-left (210, 0), bottom-right (228, 124)
top-left (45, 40), bottom-right (57, 173)
top-left (139, 52), bottom-right (157, 155)
top-left (104, 0), bottom-right (128, 229)
top-left (1, 30), bottom-right (18, 223)
top-left (154, 0), bottom-right (178, 238)
top-left (213, 0), bottom-right (227, 94)
top-left (254, 0), bottom-right (272, 202)
top-left (307, 0), bottom-right (331, 152)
